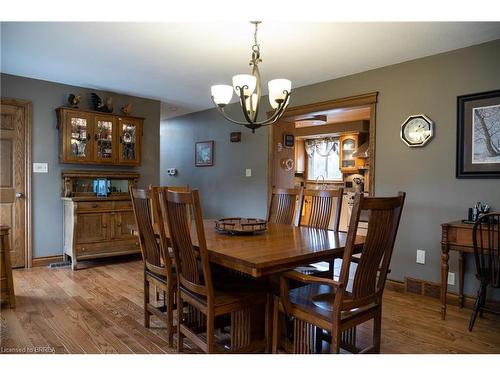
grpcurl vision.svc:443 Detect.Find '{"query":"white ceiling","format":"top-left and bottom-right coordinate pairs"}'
top-left (2, 22), bottom-right (500, 119)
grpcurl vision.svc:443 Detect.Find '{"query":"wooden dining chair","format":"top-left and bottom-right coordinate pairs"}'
top-left (469, 212), bottom-right (500, 331)
top-left (159, 188), bottom-right (270, 353)
top-left (296, 188), bottom-right (344, 276)
top-left (273, 192), bottom-right (405, 354)
top-left (130, 187), bottom-right (176, 347)
top-left (149, 184), bottom-right (190, 232)
top-left (268, 187), bottom-right (303, 226)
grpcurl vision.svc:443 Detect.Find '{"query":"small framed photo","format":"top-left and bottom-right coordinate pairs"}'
top-left (457, 89), bottom-right (500, 178)
top-left (283, 133), bottom-right (295, 148)
top-left (195, 140), bottom-right (214, 167)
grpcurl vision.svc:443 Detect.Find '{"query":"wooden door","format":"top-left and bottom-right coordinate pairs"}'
top-left (93, 114), bottom-right (117, 164)
top-left (111, 211), bottom-right (136, 240)
top-left (61, 110), bottom-right (94, 163)
top-left (75, 213), bottom-right (109, 243)
top-left (118, 117), bottom-right (142, 165)
top-left (0, 99), bottom-right (31, 268)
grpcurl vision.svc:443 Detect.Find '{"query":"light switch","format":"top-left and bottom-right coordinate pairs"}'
top-left (416, 249), bottom-right (426, 264)
top-left (245, 168), bottom-right (252, 177)
top-left (33, 163), bottom-right (48, 173)
top-left (447, 272), bottom-right (455, 286)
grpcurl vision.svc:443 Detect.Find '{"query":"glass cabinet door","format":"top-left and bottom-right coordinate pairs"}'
top-left (66, 111), bottom-right (93, 162)
top-left (341, 138), bottom-right (357, 169)
top-left (118, 117), bottom-right (141, 165)
top-left (94, 115), bottom-right (116, 163)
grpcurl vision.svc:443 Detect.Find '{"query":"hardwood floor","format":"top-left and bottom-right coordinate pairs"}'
top-left (1, 257), bottom-right (499, 354)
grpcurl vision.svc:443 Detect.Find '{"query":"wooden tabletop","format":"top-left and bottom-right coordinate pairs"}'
top-left (131, 219), bottom-right (364, 277)
top-left (193, 220), bottom-right (363, 277)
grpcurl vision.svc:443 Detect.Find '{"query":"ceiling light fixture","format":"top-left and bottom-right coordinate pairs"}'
top-left (210, 21), bottom-right (292, 133)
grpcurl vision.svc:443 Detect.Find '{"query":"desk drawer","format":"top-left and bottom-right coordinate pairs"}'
top-left (76, 201), bottom-right (114, 211)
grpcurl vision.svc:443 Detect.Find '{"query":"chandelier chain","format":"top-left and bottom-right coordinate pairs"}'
top-left (251, 21), bottom-right (261, 64)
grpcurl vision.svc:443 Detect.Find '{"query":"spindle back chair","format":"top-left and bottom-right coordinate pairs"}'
top-left (275, 192), bottom-right (405, 354)
top-left (130, 187), bottom-right (176, 346)
top-left (469, 212), bottom-right (500, 331)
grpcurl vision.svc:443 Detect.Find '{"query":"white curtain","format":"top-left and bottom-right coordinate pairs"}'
top-left (305, 137), bottom-right (338, 157)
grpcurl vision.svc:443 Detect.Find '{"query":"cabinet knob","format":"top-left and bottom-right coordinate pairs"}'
top-left (102, 224), bottom-right (107, 228)
top-left (117, 223), bottom-right (121, 227)
top-left (92, 204), bottom-right (98, 208)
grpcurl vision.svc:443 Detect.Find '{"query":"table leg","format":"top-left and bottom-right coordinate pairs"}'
top-left (458, 251), bottom-right (465, 308)
top-left (440, 244), bottom-right (449, 319)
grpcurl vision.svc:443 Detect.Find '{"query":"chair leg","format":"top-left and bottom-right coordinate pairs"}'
top-left (166, 289), bottom-right (174, 348)
top-left (468, 282), bottom-right (484, 332)
top-left (373, 307), bottom-right (382, 353)
top-left (479, 283), bottom-right (487, 318)
top-left (176, 290), bottom-right (184, 353)
top-left (315, 327), bottom-right (323, 354)
top-left (330, 325), bottom-right (341, 354)
top-left (271, 298), bottom-right (280, 353)
top-left (206, 311), bottom-right (215, 354)
top-left (144, 276), bottom-right (150, 328)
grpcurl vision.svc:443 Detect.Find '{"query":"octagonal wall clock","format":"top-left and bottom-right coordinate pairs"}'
top-left (400, 114), bottom-right (434, 147)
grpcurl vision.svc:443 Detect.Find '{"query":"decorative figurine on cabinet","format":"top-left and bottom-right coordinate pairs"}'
top-left (67, 94), bottom-right (81, 108)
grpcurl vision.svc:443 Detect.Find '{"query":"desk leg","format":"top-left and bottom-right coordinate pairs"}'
top-left (440, 244), bottom-right (449, 320)
top-left (458, 251), bottom-right (465, 308)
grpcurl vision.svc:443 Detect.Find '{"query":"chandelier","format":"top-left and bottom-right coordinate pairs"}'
top-left (210, 21), bottom-right (292, 133)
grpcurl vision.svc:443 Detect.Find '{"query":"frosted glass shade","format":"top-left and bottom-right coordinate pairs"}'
top-left (268, 79), bottom-right (291, 109)
top-left (232, 74), bottom-right (257, 97)
top-left (245, 93), bottom-right (258, 113)
top-left (211, 85), bottom-right (233, 106)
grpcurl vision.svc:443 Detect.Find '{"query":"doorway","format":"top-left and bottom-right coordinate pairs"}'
top-left (268, 92), bottom-right (378, 195)
top-left (0, 98), bottom-right (32, 268)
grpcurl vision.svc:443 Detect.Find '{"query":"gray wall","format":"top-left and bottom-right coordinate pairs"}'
top-left (160, 106), bottom-right (268, 218)
top-left (1, 73), bottom-right (160, 259)
top-left (161, 39), bottom-right (500, 297)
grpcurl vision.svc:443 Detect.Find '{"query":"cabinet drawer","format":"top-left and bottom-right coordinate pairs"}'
top-left (114, 200), bottom-right (132, 210)
top-left (76, 201), bottom-right (114, 211)
top-left (75, 240), bottom-right (140, 257)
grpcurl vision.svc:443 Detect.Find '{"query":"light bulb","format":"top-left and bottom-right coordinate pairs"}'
top-left (211, 85), bottom-right (233, 106)
top-left (268, 79), bottom-right (291, 109)
top-left (232, 74), bottom-right (257, 97)
top-left (245, 93), bottom-right (258, 113)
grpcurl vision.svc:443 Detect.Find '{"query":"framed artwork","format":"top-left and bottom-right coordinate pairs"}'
top-left (195, 140), bottom-right (214, 167)
top-left (457, 89), bottom-right (500, 178)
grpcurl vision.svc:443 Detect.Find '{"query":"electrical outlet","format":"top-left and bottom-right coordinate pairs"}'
top-left (448, 272), bottom-right (455, 285)
top-left (416, 249), bottom-right (426, 264)
top-left (245, 168), bottom-right (252, 177)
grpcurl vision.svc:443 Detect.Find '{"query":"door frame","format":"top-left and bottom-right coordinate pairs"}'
top-left (267, 92), bottom-right (378, 201)
top-left (1, 98), bottom-right (32, 268)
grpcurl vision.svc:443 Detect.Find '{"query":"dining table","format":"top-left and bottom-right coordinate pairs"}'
top-left (132, 219), bottom-right (365, 278)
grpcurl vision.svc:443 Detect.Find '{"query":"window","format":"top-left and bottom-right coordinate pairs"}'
top-left (306, 138), bottom-right (342, 181)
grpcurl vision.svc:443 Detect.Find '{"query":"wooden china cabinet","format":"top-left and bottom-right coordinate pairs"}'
top-left (56, 107), bottom-right (143, 166)
top-left (61, 170), bottom-right (141, 270)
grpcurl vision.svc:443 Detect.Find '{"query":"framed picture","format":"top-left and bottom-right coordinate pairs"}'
top-left (457, 89), bottom-right (500, 178)
top-left (195, 140), bottom-right (214, 167)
